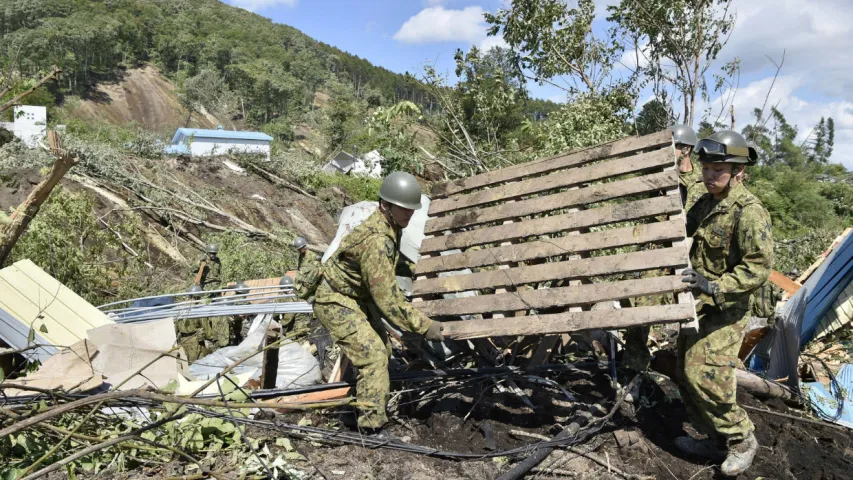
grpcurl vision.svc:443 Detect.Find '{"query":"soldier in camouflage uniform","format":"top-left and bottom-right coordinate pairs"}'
top-left (314, 172), bottom-right (444, 431)
top-left (176, 284), bottom-right (230, 362)
top-left (197, 244), bottom-right (222, 291)
top-left (676, 130), bottom-right (771, 476)
top-left (278, 275), bottom-right (311, 334)
top-left (622, 124), bottom-right (698, 380)
top-left (293, 237), bottom-right (323, 302)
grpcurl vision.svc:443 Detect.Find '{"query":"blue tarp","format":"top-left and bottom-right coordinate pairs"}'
top-left (803, 363), bottom-right (853, 430)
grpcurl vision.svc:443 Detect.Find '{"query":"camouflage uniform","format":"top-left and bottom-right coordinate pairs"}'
top-left (314, 210), bottom-right (434, 428)
top-left (198, 256), bottom-right (222, 290)
top-left (677, 182), bottom-right (773, 444)
top-left (175, 317), bottom-right (230, 363)
top-left (295, 250), bottom-right (322, 302)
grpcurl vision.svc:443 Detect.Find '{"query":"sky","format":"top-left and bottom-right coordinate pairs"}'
top-left (221, 0), bottom-right (853, 170)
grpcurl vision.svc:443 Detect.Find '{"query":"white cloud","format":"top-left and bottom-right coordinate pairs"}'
top-left (720, 0), bottom-right (853, 100)
top-left (394, 6), bottom-right (487, 44)
top-left (225, 0), bottom-right (297, 12)
top-left (479, 35), bottom-right (509, 52)
top-left (696, 75), bottom-right (853, 169)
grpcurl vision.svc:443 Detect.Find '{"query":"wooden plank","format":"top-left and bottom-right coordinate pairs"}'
top-left (429, 148), bottom-right (673, 216)
top-left (413, 247), bottom-right (688, 297)
top-left (417, 219), bottom-right (685, 275)
top-left (770, 270), bottom-right (801, 295)
top-left (426, 170), bottom-right (677, 234)
top-left (430, 130), bottom-right (671, 198)
top-left (438, 304), bottom-right (695, 340)
top-left (420, 195), bottom-right (681, 254)
top-left (273, 386), bottom-right (352, 409)
top-left (418, 275), bottom-right (685, 317)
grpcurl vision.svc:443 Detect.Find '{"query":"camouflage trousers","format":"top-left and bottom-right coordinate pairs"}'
top-left (676, 306), bottom-right (754, 444)
top-left (175, 317), bottom-right (231, 363)
top-left (623, 269), bottom-right (674, 373)
top-left (279, 313), bottom-right (313, 335)
top-left (313, 300), bottom-right (392, 429)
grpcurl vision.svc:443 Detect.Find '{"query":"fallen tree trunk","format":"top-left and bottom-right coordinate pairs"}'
top-left (0, 66), bottom-right (61, 115)
top-left (0, 131), bottom-right (78, 265)
top-left (736, 368), bottom-right (794, 400)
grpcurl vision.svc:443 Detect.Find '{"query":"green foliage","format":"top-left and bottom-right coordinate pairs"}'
top-left (7, 188), bottom-right (154, 312)
top-left (368, 101), bottom-right (423, 174)
top-left (303, 172), bottom-right (382, 203)
top-left (636, 99), bottom-right (674, 135)
top-left (608, 0), bottom-right (738, 124)
top-left (532, 92), bottom-right (630, 154)
top-left (210, 230), bottom-right (298, 285)
top-left (320, 77), bottom-right (367, 153)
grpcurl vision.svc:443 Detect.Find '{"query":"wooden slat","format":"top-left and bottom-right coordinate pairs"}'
top-left (420, 195), bottom-right (681, 254)
top-left (429, 147), bottom-right (673, 216)
top-left (439, 304), bottom-right (694, 339)
top-left (417, 275), bottom-right (686, 317)
top-left (426, 170), bottom-right (677, 233)
top-left (769, 270), bottom-right (801, 295)
top-left (416, 218), bottom-right (685, 275)
top-left (430, 130), bottom-right (671, 198)
top-left (412, 246), bottom-right (688, 296)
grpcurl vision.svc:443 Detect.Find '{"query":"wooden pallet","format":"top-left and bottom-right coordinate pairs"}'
top-left (412, 131), bottom-right (697, 340)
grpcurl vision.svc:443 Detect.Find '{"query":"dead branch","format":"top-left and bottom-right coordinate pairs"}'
top-left (244, 162), bottom-right (319, 200)
top-left (0, 66), bottom-right (61, 115)
top-left (0, 131), bottom-right (78, 265)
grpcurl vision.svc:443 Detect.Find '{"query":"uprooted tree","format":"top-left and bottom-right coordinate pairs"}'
top-left (0, 131), bottom-right (79, 266)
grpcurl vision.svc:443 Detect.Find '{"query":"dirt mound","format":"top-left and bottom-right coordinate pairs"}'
top-left (70, 66), bottom-right (218, 134)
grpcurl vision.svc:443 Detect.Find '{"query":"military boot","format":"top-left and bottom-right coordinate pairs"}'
top-left (674, 436), bottom-right (727, 461)
top-left (721, 433), bottom-right (758, 476)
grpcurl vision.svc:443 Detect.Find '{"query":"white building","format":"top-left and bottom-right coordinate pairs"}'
top-left (0, 105), bottom-right (47, 148)
top-left (164, 126), bottom-right (272, 160)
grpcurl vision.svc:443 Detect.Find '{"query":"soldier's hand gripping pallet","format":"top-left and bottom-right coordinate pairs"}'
top-left (412, 130), bottom-right (698, 340)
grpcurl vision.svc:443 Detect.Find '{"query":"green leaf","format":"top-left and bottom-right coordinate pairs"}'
top-left (27, 327), bottom-right (35, 345)
top-left (296, 417), bottom-right (312, 427)
top-left (284, 451), bottom-right (306, 461)
top-left (160, 379), bottom-right (178, 394)
top-left (38, 324), bottom-right (48, 334)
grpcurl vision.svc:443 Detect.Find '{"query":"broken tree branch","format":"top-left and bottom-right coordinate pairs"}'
top-left (0, 130), bottom-right (78, 265)
top-left (0, 66), bottom-right (61, 115)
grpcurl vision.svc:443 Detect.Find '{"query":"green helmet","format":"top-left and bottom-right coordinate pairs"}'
top-left (696, 130), bottom-right (758, 165)
top-left (279, 275), bottom-right (294, 287)
top-left (671, 124), bottom-right (698, 147)
top-left (292, 237), bottom-right (307, 250)
top-left (188, 284), bottom-right (203, 295)
top-left (379, 171), bottom-right (422, 210)
top-left (234, 281), bottom-right (250, 296)
top-left (205, 244), bottom-right (219, 254)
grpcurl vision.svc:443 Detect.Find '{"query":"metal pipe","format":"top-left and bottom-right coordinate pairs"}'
top-left (98, 285), bottom-right (294, 309)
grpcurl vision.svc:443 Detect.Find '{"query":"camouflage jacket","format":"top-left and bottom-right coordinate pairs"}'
top-left (294, 250), bottom-right (322, 301)
top-left (317, 210), bottom-right (433, 335)
top-left (680, 166), bottom-right (705, 211)
top-left (199, 257), bottom-right (222, 289)
top-left (686, 183), bottom-right (773, 313)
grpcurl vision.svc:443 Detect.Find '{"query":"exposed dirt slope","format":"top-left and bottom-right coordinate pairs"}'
top-left (70, 66), bottom-right (218, 134)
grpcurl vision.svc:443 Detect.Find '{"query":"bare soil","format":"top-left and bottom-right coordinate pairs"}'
top-left (70, 66), bottom-right (218, 134)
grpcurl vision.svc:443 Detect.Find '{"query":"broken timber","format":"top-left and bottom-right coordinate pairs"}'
top-left (414, 130), bottom-right (697, 340)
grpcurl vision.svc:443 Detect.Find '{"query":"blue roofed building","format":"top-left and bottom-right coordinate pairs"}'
top-left (164, 126), bottom-right (273, 160)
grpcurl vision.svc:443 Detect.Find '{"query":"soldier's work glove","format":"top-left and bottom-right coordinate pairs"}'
top-left (682, 268), bottom-right (715, 296)
top-left (424, 321), bottom-right (444, 342)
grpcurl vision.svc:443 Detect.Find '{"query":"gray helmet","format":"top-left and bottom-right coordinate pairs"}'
top-left (292, 237), bottom-right (307, 250)
top-left (279, 275), bottom-right (294, 287)
top-left (696, 130), bottom-right (758, 165)
top-left (234, 281), bottom-right (250, 296)
top-left (205, 244), bottom-right (219, 254)
top-left (671, 124), bottom-right (698, 147)
top-left (188, 284), bottom-right (203, 295)
top-left (379, 171), bottom-right (422, 210)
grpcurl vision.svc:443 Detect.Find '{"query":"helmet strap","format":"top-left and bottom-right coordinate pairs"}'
top-left (379, 200), bottom-right (402, 229)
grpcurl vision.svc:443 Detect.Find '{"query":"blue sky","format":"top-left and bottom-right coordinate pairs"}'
top-left (223, 0), bottom-right (853, 169)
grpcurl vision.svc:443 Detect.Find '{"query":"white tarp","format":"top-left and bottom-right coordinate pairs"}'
top-left (322, 194), bottom-right (431, 264)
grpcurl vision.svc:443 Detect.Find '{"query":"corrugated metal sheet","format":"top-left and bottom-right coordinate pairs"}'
top-left (171, 128), bottom-right (273, 144)
top-left (800, 232), bottom-right (853, 346)
top-left (814, 280), bottom-right (853, 341)
top-left (0, 260), bottom-right (113, 362)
